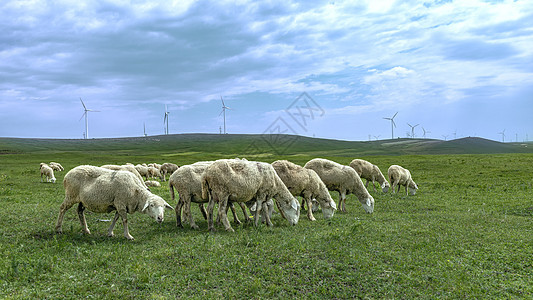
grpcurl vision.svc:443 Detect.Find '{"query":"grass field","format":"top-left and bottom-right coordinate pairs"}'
top-left (0, 135), bottom-right (532, 298)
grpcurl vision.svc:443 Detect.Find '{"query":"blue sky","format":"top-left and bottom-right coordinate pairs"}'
top-left (0, 0), bottom-right (532, 142)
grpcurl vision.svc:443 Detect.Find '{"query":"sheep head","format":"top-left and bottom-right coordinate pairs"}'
top-left (142, 195), bottom-right (174, 223)
top-left (317, 194), bottom-right (337, 219)
top-left (360, 195), bottom-right (375, 214)
top-left (381, 181), bottom-right (390, 193)
top-left (408, 180), bottom-right (418, 195)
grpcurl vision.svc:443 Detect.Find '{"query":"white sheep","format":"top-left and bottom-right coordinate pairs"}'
top-left (49, 162), bottom-right (64, 171)
top-left (349, 159), bottom-right (390, 193)
top-left (148, 166), bottom-right (163, 181)
top-left (201, 159), bottom-right (300, 232)
top-left (101, 164), bottom-right (149, 190)
top-left (271, 160), bottom-right (336, 221)
top-left (55, 165), bottom-right (173, 240)
top-left (160, 162), bottom-right (179, 181)
top-left (145, 180), bottom-right (161, 187)
top-left (388, 165), bottom-right (418, 196)
top-left (304, 158), bottom-right (374, 214)
top-left (169, 161), bottom-right (244, 229)
top-left (40, 163), bottom-right (56, 183)
top-left (134, 164), bottom-right (150, 180)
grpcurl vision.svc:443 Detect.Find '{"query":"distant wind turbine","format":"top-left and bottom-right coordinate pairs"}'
top-left (383, 112), bottom-right (398, 139)
top-left (374, 135), bottom-right (380, 141)
top-left (422, 127), bottom-right (431, 138)
top-left (220, 96), bottom-right (231, 134)
top-left (453, 130), bottom-right (457, 140)
top-left (442, 135), bottom-right (449, 141)
top-left (79, 98), bottom-right (100, 139)
top-left (163, 105), bottom-right (170, 135)
top-left (498, 129), bottom-right (506, 142)
top-left (407, 123), bottom-right (419, 138)
top-left (144, 122), bottom-right (147, 137)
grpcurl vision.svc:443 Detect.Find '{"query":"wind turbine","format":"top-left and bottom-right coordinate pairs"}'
top-left (220, 96), bottom-right (231, 134)
top-left (383, 112), bottom-right (398, 139)
top-left (442, 135), bottom-right (449, 141)
top-left (407, 123), bottom-right (419, 138)
top-left (79, 98), bottom-right (99, 139)
top-left (163, 105), bottom-right (170, 135)
top-left (143, 122), bottom-right (147, 137)
top-left (422, 127), bottom-right (431, 138)
top-left (498, 129), bottom-right (506, 142)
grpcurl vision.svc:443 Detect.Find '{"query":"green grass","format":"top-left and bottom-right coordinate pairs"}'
top-left (0, 137), bottom-right (532, 298)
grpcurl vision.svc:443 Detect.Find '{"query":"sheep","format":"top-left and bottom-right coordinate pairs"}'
top-left (160, 162), bottom-right (179, 181)
top-left (349, 159), bottom-right (390, 193)
top-left (388, 165), bottom-right (418, 196)
top-left (271, 160), bottom-right (336, 221)
top-left (55, 165), bottom-right (173, 240)
top-left (40, 163), bottom-right (56, 183)
top-left (134, 164), bottom-right (150, 180)
top-left (201, 159), bottom-right (300, 232)
top-left (49, 162), bottom-right (64, 171)
top-left (148, 166), bottom-right (163, 181)
top-left (169, 161), bottom-right (245, 229)
top-left (101, 164), bottom-right (149, 190)
top-left (145, 180), bottom-right (161, 187)
top-left (304, 158), bottom-right (374, 214)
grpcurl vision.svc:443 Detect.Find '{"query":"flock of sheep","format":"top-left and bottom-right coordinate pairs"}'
top-left (41, 158), bottom-right (418, 240)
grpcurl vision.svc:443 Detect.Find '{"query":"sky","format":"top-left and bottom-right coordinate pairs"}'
top-left (1, 0), bottom-right (532, 142)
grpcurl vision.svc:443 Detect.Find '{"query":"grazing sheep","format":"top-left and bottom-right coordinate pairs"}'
top-left (148, 166), bottom-right (163, 181)
top-left (304, 158), bottom-right (374, 214)
top-left (201, 159), bottom-right (300, 232)
top-left (101, 164), bottom-right (149, 190)
top-left (272, 160), bottom-right (336, 221)
top-left (134, 164), bottom-right (150, 180)
top-left (349, 159), bottom-right (390, 193)
top-left (55, 165), bottom-right (173, 240)
top-left (388, 165), bottom-right (418, 196)
top-left (145, 180), bottom-right (161, 187)
top-left (49, 162), bottom-right (64, 171)
top-left (40, 163), bottom-right (56, 183)
top-left (160, 162), bottom-right (179, 181)
top-left (169, 161), bottom-right (243, 229)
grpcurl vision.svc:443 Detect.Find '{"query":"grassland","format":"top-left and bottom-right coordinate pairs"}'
top-left (0, 135), bottom-right (532, 298)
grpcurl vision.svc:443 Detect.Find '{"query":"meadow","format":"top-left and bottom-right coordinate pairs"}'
top-left (0, 135), bottom-right (532, 298)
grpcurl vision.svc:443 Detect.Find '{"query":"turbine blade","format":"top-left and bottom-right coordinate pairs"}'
top-left (219, 109), bottom-right (224, 117)
top-left (392, 120), bottom-right (396, 127)
top-left (79, 112), bottom-right (86, 121)
top-left (80, 98), bottom-right (87, 110)
top-left (392, 111), bottom-right (398, 119)
top-left (221, 96), bottom-right (225, 106)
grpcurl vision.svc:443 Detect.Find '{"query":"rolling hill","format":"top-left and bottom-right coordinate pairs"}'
top-left (0, 134), bottom-right (531, 156)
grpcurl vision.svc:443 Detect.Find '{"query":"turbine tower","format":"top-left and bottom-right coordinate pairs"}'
top-left (383, 112), bottom-right (398, 139)
top-left (498, 129), bottom-right (506, 142)
top-left (407, 123), bottom-right (419, 138)
top-left (79, 98), bottom-right (99, 139)
top-left (163, 105), bottom-right (170, 135)
top-left (220, 96), bottom-right (231, 134)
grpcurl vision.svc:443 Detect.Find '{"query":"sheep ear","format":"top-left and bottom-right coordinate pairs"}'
top-left (290, 199), bottom-right (298, 210)
top-left (142, 201), bottom-right (150, 212)
top-left (164, 201), bottom-right (174, 210)
top-left (330, 200), bottom-right (337, 210)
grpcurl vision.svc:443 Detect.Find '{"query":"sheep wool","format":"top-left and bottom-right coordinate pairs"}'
top-left (304, 158), bottom-right (374, 214)
top-left (201, 159), bottom-right (300, 232)
top-left (55, 165), bottom-right (173, 240)
top-left (349, 159), bottom-right (390, 193)
top-left (388, 165), bottom-right (418, 196)
top-left (271, 160), bottom-right (336, 221)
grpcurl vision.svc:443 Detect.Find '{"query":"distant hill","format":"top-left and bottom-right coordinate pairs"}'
top-left (0, 134), bottom-right (531, 156)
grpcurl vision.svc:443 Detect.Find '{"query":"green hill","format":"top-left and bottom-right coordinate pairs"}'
top-left (0, 134), bottom-right (531, 156)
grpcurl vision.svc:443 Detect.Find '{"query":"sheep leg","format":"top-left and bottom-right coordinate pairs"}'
top-left (117, 209), bottom-right (134, 240)
top-left (262, 201), bottom-right (273, 227)
top-left (107, 212), bottom-right (120, 237)
top-left (229, 202), bottom-right (242, 225)
top-left (340, 191), bottom-right (347, 213)
top-left (218, 196), bottom-right (234, 232)
top-left (55, 199), bottom-right (76, 234)
top-left (175, 197), bottom-right (185, 228)
top-left (199, 203), bottom-right (208, 220)
top-left (238, 202), bottom-right (251, 223)
top-left (77, 203), bottom-right (91, 235)
top-left (254, 198), bottom-right (265, 227)
top-left (207, 193), bottom-right (218, 232)
top-left (305, 195), bottom-right (316, 221)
